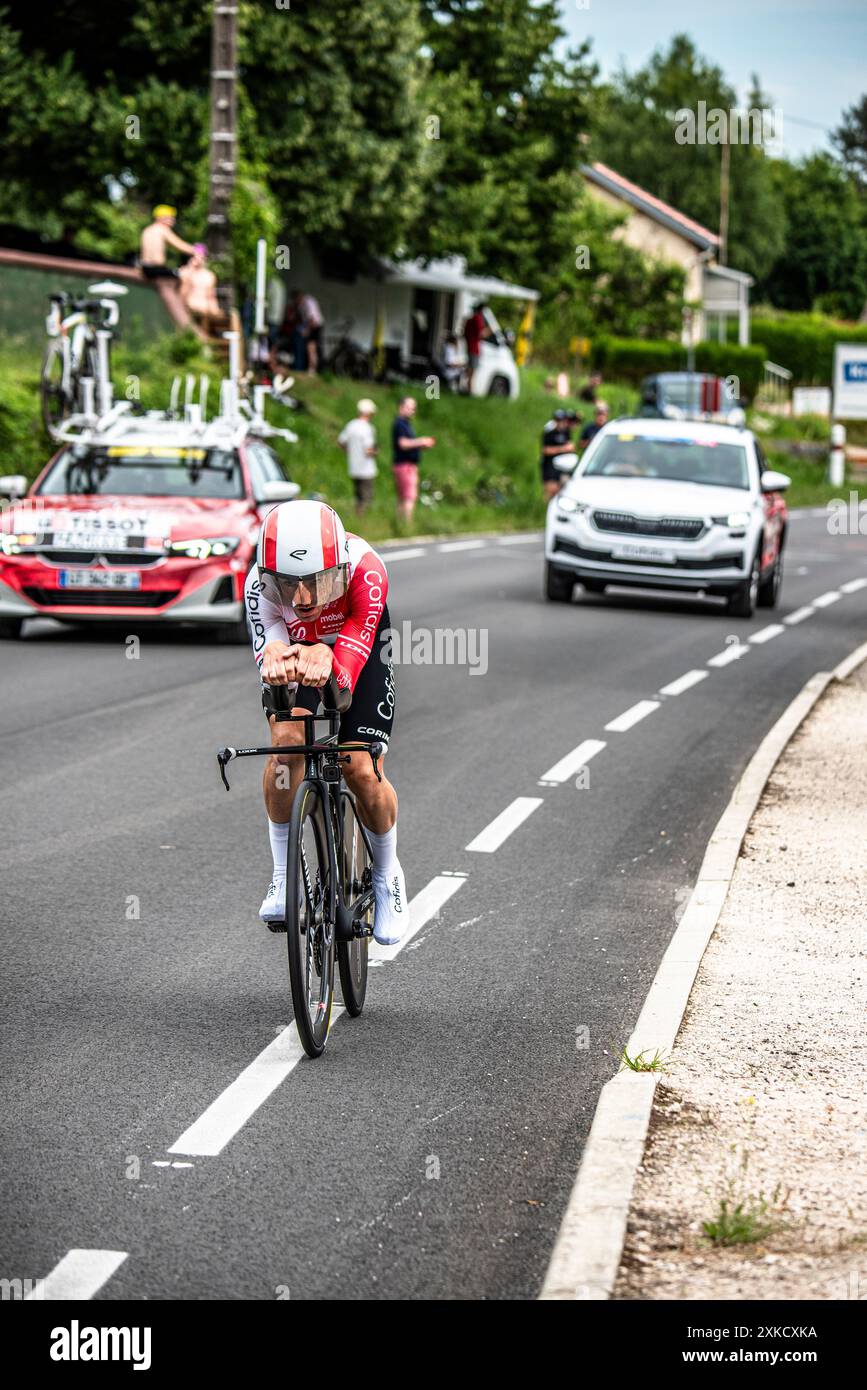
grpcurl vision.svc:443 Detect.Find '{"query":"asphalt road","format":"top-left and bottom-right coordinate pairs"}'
top-left (1, 510), bottom-right (865, 1301)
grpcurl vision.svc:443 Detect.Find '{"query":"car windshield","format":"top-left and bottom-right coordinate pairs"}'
top-left (584, 433), bottom-right (750, 489)
top-left (36, 446), bottom-right (243, 499)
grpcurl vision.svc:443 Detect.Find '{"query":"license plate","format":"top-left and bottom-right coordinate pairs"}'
top-left (58, 570), bottom-right (142, 590)
top-left (52, 531), bottom-right (132, 550)
top-left (611, 543), bottom-right (676, 564)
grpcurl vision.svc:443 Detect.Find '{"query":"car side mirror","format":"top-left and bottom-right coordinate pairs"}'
top-left (553, 452), bottom-right (579, 474)
top-left (0, 474), bottom-right (27, 499)
top-left (760, 469), bottom-right (791, 493)
top-left (257, 479), bottom-right (301, 503)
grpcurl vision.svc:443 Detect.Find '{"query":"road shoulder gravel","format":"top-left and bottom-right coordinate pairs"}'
top-left (615, 661), bottom-right (867, 1301)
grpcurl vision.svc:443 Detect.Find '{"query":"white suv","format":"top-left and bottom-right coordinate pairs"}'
top-left (544, 418), bottom-right (790, 618)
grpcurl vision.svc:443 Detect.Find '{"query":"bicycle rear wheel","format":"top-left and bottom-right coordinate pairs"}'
top-left (337, 792), bottom-right (371, 1016)
top-left (286, 782), bottom-right (335, 1058)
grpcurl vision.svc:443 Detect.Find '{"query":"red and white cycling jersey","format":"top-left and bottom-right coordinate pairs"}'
top-left (244, 533), bottom-right (388, 692)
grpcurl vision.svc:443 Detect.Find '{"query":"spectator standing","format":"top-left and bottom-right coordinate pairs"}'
top-left (579, 400), bottom-right (609, 449)
top-left (540, 407), bottom-right (576, 501)
top-left (292, 289), bottom-right (324, 374)
top-left (442, 334), bottom-right (462, 392)
top-left (463, 301), bottom-right (488, 393)
top-left (178, 245), bottom-right (225, 335)
top-left (140, 205), bottom-right (196, 280)
top-left (392, 396), bottom-right (435, 526)
top-left (579, 371), bottom-right (603, 404)
top-left (338, 398), bottom-right (379, 515)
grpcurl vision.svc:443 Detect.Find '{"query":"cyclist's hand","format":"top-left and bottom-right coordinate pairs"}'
top-left (293, 642), bottom-right (333, 688)
top-left (262, 639), bottom-right (299, 685)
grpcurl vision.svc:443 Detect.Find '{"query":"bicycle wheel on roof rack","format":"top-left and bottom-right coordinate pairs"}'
top-left (40, 341), bottom-right (72, 435)
top-left (285, 781), bottom-right (334, 1059)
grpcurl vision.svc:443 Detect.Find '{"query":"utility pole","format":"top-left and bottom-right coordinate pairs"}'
top-left (719, 137), bottom-right (731, 267)
top-left (207, 2), bottom-right (238, 312)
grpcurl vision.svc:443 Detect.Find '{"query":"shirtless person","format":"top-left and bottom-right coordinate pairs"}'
top-left (178, 244), bottom-right (224, 334)
top-left (140, 205), bottom-right (197, 281)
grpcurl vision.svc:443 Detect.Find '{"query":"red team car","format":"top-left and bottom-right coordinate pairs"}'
top-left (0, 414), bottom-right (299, 642)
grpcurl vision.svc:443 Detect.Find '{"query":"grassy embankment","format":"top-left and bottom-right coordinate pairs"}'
top-left (0, 337), bottom-right (862, 533)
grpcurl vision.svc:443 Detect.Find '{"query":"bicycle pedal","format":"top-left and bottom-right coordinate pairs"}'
top-left (352, 922), bottom-right (374, 938)
top-left (265, 918), bottom-right (287, 934)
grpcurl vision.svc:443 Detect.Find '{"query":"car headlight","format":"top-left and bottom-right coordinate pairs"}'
top-left (169, 536), bottom-right (241, 560)
top-left (711, 511), bottom-right (751, 531)
top-left (556, 497), bottom-right (587, 515)
top-left (0, 532), bottom-right (38, 556)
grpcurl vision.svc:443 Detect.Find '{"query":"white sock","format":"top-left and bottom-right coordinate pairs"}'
top-left (268, 819), bottom-right (290, 878)
top-left (367, 825), bottom-right (398, 879)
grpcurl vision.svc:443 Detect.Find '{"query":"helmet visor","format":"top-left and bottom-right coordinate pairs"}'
top-left (260, 564), bottom-right (349, 610)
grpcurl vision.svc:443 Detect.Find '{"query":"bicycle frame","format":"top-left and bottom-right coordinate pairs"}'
top-left (216, 710), bottom-right (383, 940)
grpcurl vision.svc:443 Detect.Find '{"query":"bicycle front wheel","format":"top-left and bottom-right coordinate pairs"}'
top-left (286, 782), bottom-right (335, 1058)
top-left (337, 792), bottom-right (371, 1017)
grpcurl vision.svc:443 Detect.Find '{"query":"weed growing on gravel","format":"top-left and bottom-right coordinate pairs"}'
top-left (702, 1183), bottom-right (781, 1247)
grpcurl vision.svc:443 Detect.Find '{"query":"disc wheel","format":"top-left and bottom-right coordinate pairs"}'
top-left (337, 792), bottom-right (371, 1017)
top-left (286, 784), bottom-right (334, 1058)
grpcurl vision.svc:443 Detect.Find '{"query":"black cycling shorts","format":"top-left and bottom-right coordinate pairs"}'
top-left (262, 605), bottom-right (395, 748)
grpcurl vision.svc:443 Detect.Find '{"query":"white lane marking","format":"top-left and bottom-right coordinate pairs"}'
top-left (541, 739), bottom-right (606, 784)
top-left (497, 533), bottom-right (540, 545)
top-left (370, 873), bottom-right (466, 963)
top-left (813, 590), bottom-right (841, 607)
top-left (384, 547), bottom-right (425, 561)
top-left (659, 669), bottom-right (709, 697)
top-left (750, 624), bottom-right (785, 645)
top-left (784, 606), bottom-right (815, 625)
top-left (841, 577), bottom-right (867, 594)
top-left (466, 797), bottom-right (543, 853)
top-left (437, 539), bottom-right (487, 553)
top-left (168, 1015), bottom-right (342, 1157)
top-left (604, 700), bottom-right (660, 733)
top-left (25, 1249), bottom-right (128, 1301)
top-left (708, 643), bottom-right (749, 668)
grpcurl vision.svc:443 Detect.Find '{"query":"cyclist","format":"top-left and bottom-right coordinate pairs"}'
top-left (244, 499), bottom-right (407, 946)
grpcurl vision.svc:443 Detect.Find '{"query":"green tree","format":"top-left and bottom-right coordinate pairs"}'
top-left (757, 155), bottom-right (867, 319)
top-left (592, 35), bottom-right (785, 281)
top-left (833, 94), bottom-right (867, 191)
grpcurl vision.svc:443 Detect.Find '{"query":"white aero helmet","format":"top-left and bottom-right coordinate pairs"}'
top-left (257, 499), bottom-right (350, 608)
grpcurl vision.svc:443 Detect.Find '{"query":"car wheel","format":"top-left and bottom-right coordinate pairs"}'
top-left (214, 612), bottom-right (250, 645)
top-left (545, 561), bottom-right (574, 603)
top-left (727, 550), bottom-right (760, 618)
top-left (582, 579), bottom-right (607, 595)
top-left (0, 617), bottom-right (23, 640)
top-left (488, 375), bottom-right (511, 398)
top-left (757, 547), bottom-right (783, 609)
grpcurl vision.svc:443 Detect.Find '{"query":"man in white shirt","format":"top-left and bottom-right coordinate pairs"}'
top-left (338, 399), bottom-right (378, 514)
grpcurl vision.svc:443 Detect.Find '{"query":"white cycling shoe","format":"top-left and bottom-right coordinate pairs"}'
top-left (259, 875), bottom-right (286, 922)
top-left (372, 861), bottom-right (409, 947)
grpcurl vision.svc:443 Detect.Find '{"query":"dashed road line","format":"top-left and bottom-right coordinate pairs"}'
top-left (438, 539), bottom-right (487, 553)
top-left (384, 547), bottom-right (426, 562)
top-left (708, 643), bottom-right (749, 668)
top-left (25, 1249), bottom-right (128, 1301)
top-left (604, 700), bottom-right (660, 733)
top-left (784, 606), bottom-right (815, 625)
top-left (370, 872), bottom-right (467, 964)
top-left (540, 738), bottom-right (607, 784)
top-left (466, 796), bottom-right (543, 852)
top-left (813, 590), bottom-right (841, 608)
top-left (750, 624), bottom-right (785, 644)
top-left (658, 669), bottom-right (709, 697)
top-left (496, 533), bottom-right (539, 546)
top-left (840, 577), bottom-right (867, 594)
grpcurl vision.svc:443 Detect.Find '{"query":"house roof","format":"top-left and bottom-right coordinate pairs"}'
top-left (582, 162), bottom-right (721, 251)
top-left (379, 255), bottom-right (539, 302)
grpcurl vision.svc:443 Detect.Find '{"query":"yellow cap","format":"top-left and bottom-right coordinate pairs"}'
top-left (152, 204), bottom-right (177, 220)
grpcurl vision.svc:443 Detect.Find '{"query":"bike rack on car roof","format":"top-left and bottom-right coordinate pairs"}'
top-left (51, 331), bottom-right (299, 453)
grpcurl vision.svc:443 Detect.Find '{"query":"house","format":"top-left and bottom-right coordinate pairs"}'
top-left (283, 240), bottom-right (538, 391)
top-left (581, 161), bottom-right (753, 346)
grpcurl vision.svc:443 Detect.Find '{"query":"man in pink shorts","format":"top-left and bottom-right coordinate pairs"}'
top-left (391, 396), bottom-right (435, 525)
